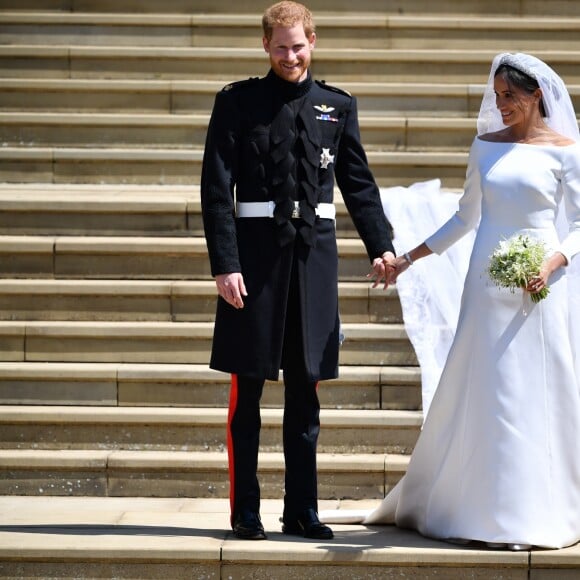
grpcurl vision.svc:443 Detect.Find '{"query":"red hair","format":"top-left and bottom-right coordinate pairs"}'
top-left (262, 1), bottom-right (315, 40)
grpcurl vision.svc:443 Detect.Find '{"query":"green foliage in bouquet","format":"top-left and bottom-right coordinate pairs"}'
top-left (487, 234), bottom-right (550, 303)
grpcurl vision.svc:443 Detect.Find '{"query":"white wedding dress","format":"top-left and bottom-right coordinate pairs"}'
top-left (324, 137), bottom-right (580, 549)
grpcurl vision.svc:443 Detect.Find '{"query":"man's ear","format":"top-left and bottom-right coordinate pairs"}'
top-left (263, 36), bottom-right (270, 54)
top-left (309, 33), bottom-right (316, 50)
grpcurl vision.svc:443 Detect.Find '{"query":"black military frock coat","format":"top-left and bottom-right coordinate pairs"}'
top-left (201, 70), bottom-right (394, 381)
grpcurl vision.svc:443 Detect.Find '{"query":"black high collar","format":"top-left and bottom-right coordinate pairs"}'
top-left (266, 69), bottom-right (313, 101)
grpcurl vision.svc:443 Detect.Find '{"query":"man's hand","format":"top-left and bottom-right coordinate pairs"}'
top-left (367, 251), bottom-right (396, 290)
top-left (216, 272), bottom-right (247, 309)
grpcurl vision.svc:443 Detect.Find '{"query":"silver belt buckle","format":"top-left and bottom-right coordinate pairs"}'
top-left (291, 202), bottom-right (300, 219)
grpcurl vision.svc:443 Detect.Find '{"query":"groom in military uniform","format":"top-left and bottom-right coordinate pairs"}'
top-left (201, 1), bottom-right (396, 540)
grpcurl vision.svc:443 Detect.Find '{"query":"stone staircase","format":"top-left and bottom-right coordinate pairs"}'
top-left (0, 1), bottom-right (579, 577)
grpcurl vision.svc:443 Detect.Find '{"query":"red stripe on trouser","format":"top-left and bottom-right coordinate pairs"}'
top-left (227, 374), bottom-right (239, 526)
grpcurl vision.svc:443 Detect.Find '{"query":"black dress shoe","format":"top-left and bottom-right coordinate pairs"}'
top-left (281, 508), bottom-right (334, 540)
top-left (232, 509), bottom-right (267, 540)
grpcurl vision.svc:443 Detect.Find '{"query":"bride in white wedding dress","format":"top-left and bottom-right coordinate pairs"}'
top-left (322, 53), bottom-right (580, 550)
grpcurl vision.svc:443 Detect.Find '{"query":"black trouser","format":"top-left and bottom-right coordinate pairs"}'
top-left (227, 254), bottom-right (320, 524)
top-left (227, 372), bottom-right (320, 523)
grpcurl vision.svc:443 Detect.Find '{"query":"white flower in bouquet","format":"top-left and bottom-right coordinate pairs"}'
top-left (487, 234), bottom-right (549, 303)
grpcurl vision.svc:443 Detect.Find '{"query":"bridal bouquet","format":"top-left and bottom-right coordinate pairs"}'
top-left (487, 234), bottom-right (550, 303)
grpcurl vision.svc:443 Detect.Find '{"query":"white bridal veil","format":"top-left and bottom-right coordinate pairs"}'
top-left (380, 180), bottom-right (475, 417)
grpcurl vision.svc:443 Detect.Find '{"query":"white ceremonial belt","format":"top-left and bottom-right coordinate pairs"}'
top-left (236, 201), bottom-right (335, 220)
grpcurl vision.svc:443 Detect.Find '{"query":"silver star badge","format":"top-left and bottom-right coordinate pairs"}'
top-left (320, 148), bottom-right (335, 169)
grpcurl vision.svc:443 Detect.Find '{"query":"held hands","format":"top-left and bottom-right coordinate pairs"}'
top-left (367, 251), bottom-right (397, 289)
top-left (216, 272), bottom-right (247, 309)
top-left (367, 252), bottom-right (415, 288)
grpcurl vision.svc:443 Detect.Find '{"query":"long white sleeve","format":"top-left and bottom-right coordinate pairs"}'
top-left (558, 146), bottom-right (580, 263)
top-left (425, 140), bottom-right (482, 255)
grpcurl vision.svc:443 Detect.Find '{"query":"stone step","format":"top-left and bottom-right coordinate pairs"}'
top-left (0, 233), bottom-right (210, 279)
top-left (0, 78), bottom-right (580, 119)
top-left (0, 405), bottom-right (422, 454)
top-left (3, 12), bottom-right (580, 50)
top-left (0, 185), bottom-right (200, 236)
top-left (0, 279), bottom-right (403, 325)
top-left (4, 77), bottom-right (580, 127)
top-left (0, 183), bottom-right (399, 238)
top-left (0, 279), bottom-right (217, 321)
top-left (0, 111), bottom-right (212, 149)
top-left (1, 0), bottom-right (579, 17)
top-left (0, 362), bottom-right (422, 410)
top-left (3, 46), bottom-right (580, 84)
top-left (0, 78), bottom-right (486, 115)
top-left (0, 495), bottom-right (571, 580)
top-left (0, 321), bottom-right (417, 366)
top-left (4, 76), bottom-right (580, 119)
top-left (0, 234), bottom-right (391, 280)
top-left (0, 146), bottom-right (468, 187)
top-left (0, 448), bottom-right (407, 500)
top-left (0, 111), bottom-right (482, 151)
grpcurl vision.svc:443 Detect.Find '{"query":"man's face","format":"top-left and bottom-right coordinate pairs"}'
top-left (263, 23), bottom-right (315, 83)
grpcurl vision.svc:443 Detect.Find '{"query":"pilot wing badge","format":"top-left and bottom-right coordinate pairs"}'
top-left (314, 104), bottom-right (338, 123)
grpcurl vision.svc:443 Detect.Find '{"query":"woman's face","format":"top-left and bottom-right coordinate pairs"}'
top-left (494, 72), bottom-right (540, 127)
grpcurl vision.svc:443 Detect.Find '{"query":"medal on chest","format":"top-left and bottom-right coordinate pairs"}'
top-left (320, 148), bottom-right (335, 169)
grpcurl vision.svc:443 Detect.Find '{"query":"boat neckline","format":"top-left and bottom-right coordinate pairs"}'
top-left (476, 136), bottom-right (578, 148)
